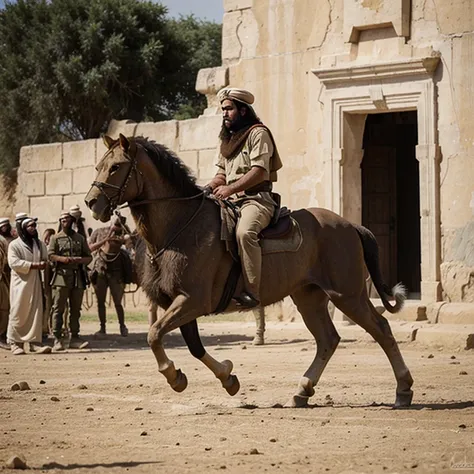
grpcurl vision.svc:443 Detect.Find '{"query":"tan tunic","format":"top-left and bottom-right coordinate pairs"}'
top-left (7, 238), bottom-right (47, 343)
top-left (216, 127), bottom-right (281, 211)
top-left (216, 127), bottom-right (276, 184)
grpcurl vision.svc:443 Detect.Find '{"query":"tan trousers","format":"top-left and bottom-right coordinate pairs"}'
top-left (235, 201), bottom-right (273, 299)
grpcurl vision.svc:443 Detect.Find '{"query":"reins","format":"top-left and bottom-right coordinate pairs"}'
top-left (93, 141), bottom-right (207, 264)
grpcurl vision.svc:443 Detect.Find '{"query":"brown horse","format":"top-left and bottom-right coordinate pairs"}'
top-left (85, 134), bottom-right (414, 408)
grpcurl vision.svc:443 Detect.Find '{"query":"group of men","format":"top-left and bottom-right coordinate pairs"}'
top-left (0, 86), bottom-right (283, 351)
top-left (0, 207), bottom-right (133, 354)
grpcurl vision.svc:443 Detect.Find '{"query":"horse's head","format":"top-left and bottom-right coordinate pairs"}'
top-left (85, 134), bottom-right (143, 222)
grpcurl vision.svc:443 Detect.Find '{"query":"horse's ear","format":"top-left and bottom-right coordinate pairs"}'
top-left (118, 133), bottom-right (130, 152)
top-left (102, 135), bottom-right (115, 149)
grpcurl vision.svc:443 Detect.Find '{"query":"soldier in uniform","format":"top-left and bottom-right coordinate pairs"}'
top-left (48, 210), bottom-right (92, 351)
top-left (206, 87), bottom-right (283, 345)
top-left (88, 215), bottom-right (132, 337)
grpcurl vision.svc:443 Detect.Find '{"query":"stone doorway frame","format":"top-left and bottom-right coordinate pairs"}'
top-left (312, 57), bottom-right (441, 303)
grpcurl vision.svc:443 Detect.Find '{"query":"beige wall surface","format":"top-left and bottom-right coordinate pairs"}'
top-left (7, 0), bottom-right (474, 304)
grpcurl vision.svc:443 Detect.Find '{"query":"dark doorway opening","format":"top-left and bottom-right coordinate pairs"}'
top-left (361, 111), bottom-right (421, 296)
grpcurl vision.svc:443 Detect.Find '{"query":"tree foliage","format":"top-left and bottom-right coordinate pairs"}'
top-left (0, 0), bottom-right (222, 172)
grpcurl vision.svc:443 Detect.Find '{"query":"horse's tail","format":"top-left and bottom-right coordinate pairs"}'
top-left (354, 224), bottom-right (406, 314)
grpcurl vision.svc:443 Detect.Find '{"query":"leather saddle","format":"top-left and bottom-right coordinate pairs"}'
top-left (260, 207), bottom-right (292, 239)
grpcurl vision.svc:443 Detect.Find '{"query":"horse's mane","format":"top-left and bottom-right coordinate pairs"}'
top-left (134, 136), bottom-right (200, 197)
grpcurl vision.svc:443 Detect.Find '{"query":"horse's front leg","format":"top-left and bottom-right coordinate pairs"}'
top-left (180, 320), bottom-right (240, 396)
top-left (148, 295), bottom-right (239, 395)
top-left (148, 295), bottom-right (198, 392)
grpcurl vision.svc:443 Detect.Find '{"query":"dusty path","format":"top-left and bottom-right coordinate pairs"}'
top-left (1, 320), bottom-right (473, 473)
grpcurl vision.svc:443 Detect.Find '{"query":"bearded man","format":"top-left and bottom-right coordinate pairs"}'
top-left (206, 87), bottom-right (283, 327)
top-left (7, 217), bottom-right (51, 355)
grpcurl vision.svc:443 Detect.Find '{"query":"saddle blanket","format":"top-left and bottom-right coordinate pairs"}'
top-left (261, 217), bottom-right (302, 255)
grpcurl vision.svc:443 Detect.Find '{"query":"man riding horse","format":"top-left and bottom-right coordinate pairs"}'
top-left (207, 88), bottom-right (283, 310)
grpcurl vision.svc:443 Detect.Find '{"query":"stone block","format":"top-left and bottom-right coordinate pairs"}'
top-left (46, 170), bottom-right (72, 195)
top-left (18, 171), bottom-right (44, 197)
top-left (239, 8), bottom-right (258, 60)
top-left (224, 0), bottom-right (252, 12)
top-left (20, 143), bottom-right (62, 172)
top-left (106, 119), bottom-right (137, 139)
top-left (196, 67), bottom-right (229, 95)
top-left (415, 324), bottom-right (474, 350)
top-left (178, 115), bottom-right (221, 152)
top-left (198, 149), bottom-right (218, 180)
top-left (435, 0), bottom-right (474, 35)
top-left (63, 140), bottom-right (96, 169)
top-left (96, 138), bottom-right (108, 164)
top-left (13, 193), bottom-right (29, 218)
top-left (222, 11), bottom-right (243, 62)
top-left (134, 121), bottom-right (178, 151)
top-left (73, 166), bottom-right (96, 194)
top-left (30, 196), bottom-right (63, 223)
top-left (343, 0), bottom-right (410, 43)
top-left (441, 261), bottom-right (474, 303)
top-left (427, 302), bottom-right (474, 325)
top-left (179, 151), bottom-right (198, 175)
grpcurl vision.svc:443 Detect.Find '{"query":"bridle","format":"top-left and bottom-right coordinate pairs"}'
top-left (91, 143), bottom-right (144, 211)
top-left (91, 141), bottom-right (205, 262)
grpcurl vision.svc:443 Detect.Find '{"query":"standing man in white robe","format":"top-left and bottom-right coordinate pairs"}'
top-left (7, 217), bottom-right (52, 355)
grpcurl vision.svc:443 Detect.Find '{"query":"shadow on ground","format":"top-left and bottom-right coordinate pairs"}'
top-left (40, 461), bottom-right (161, 470)
top-left (43, 331), bottom-right (311, 354)
top-left (238, 401), bottom-right (474, 411)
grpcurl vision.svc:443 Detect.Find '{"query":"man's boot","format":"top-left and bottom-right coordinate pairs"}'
top-left (69, 335), bottom-right (89, 349)
top-left (53, 338), bottom-right (65, 352)
top-left (235, 291), bottom-right (260, 308)
top-left (10, 342), bottom-right (25, 355)
top-left (96, 304), bottom-right (107, 335)
top-left (30, 342), bottom-right (52, 354)
top-left (95, 324), bottom-right (106, 336)
top-left (252, 307), bottom-right (265, 345)
top-left (0, 333), bottom-right (9, 351)
top-left (115, 303), bottom-right (128, 337)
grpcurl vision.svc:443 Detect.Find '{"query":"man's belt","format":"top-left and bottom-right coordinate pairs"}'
top-left (245, 181), bottom-right (273, 195)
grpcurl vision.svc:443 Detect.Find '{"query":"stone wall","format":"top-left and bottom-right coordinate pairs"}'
top-left (15, 115), bottom-right (221, 236)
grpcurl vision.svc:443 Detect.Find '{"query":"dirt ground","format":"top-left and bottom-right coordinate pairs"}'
top-left (1, 319), bottom-right (473, 474)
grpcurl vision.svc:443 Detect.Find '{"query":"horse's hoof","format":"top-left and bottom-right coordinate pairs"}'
top-left (170, 369), bottom-right (188, 393)
top-left (220, 360), bottom-right (233, 377)
top-left (284, 395), bottom-right (309, 408)
top-left (394, 390), bottom-right (413, 408)
top-left (222, 374), bottom-right (240, 396)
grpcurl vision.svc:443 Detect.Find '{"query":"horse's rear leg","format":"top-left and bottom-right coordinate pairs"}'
top-left (332, 293), bottom-right (413, 407)
top-left (180, 320), bottom-right (240, 396)
top-left (286, 286), bottom-right (341, 408)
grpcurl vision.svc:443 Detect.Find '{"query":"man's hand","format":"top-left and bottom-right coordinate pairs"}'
top-left (213, 185), bottom-right (234, 200)
top-left (33, 261), bottom-right (47, 270)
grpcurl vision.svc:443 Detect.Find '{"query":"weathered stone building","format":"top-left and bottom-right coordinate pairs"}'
top-left (9, 0), bottom-right (474, 321)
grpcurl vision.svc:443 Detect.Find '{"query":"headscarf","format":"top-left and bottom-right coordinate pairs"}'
top-left (16, 216), bottom-right (39, 251)
top-left (217, 88), bottom-right (255, 106)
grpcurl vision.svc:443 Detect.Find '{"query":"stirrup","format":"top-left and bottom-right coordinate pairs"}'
top-left (234, 292), bottom-right (260, 308)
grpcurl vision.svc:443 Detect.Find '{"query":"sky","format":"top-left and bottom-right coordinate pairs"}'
top-left (158, 0), bottom-right (223, 22)
top-left (0, 0), bottom-right (224, 22)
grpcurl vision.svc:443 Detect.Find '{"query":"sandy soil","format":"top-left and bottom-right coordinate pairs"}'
top-left (1, 320), bottom-right (473, 473)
